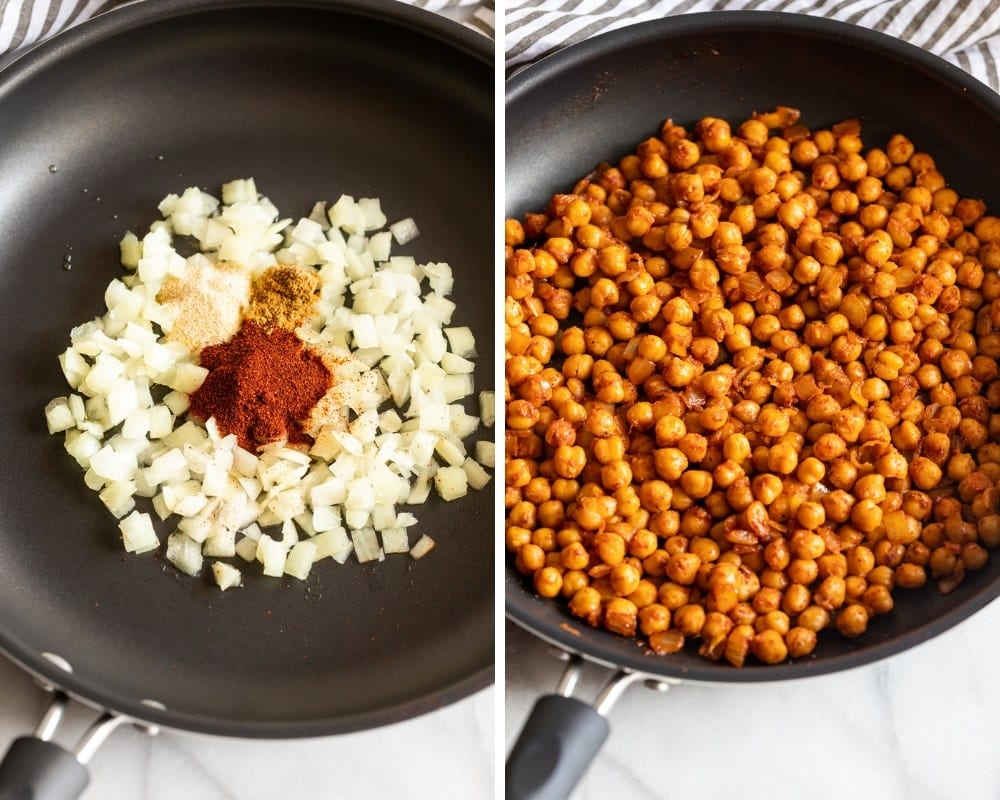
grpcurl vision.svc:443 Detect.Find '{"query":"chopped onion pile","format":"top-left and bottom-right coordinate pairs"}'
top-left (45, 178), bottom-right (493, 588)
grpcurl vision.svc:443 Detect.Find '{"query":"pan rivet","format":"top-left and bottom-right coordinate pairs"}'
top-left (40, 652), bottom-right (74, 674)
top-left (643, 679), bottom-right (671, 693)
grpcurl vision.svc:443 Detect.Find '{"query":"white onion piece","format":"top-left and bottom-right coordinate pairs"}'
top-left (410, 535), bottom-right (435, 559)
top-left (351, 528), bottom-right (382, 563)
top-left (256, 534), bottom-right (286, 577)
top-left (475, 440), bottom-right (495, 469)
top-left (479, 391), bottom-right (495, 427)
top-left (119, 511), bottom-right (158, 554)
top-left (381, 528), bottom-right (409, 554)
top-left (389, 217), bottom-right (419, 245)
top-left (45, 398), bottom-right (75, 433)
top-left (212, 562), bottom-right (243, 590)
top-left (462, 458), bottom-right (492, 491)
top-left (434, 466), bottom-right (469, 502)
top-left (166, 532), bottom-right (203, 576)
top-left (284, 540), bottom-right (318, 580)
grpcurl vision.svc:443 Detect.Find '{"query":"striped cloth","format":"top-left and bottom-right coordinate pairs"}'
top-left (0, 0), bottom-right (493, 55)
top-left (506, 0), bottom-right (1000, 91)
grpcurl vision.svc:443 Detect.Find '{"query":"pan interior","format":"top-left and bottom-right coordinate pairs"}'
top-left (0, 0), bottom-right (493, 735)
top-left (506, 12), bottom-right (1000, 681)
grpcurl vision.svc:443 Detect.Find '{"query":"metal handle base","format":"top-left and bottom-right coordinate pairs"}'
top-left (0, 686), bottom-right (158, 800)
top-left (0, 737), bottom-right (89, 800)
top-left (506, 694), bottom-right (609, 800)
top-left (506, 653), bottom-right (670, 800)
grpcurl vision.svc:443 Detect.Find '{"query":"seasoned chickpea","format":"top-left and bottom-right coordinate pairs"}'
top-left (610, 562), bottom-right (642, 596)
top-left (674, 604), bottom-right (707, 636)
top-left (508, 108), bottom-right (1000, 669)
top-left (785, 627), bottom-right (818, 659)
top-left (835, 604), bottom-right (870, 637)
top-left (752, 629), bottom-right (789, 664)
top-left (534, 567), bottom-right (564, 598)
top-left (638, 604), bottom-right (672, 636)
top-left (797, 605), bottom-right (830, 633)
top-left (666, 552), bottom-right (702, 586)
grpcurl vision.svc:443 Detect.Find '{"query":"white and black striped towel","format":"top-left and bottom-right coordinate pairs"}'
top-left (505, 0), bottom-right (1000, 92)
top-left (0, 0), bottom-right (493, 55)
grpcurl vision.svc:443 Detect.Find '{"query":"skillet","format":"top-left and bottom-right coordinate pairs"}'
top-left (504, 11), bottom-right (1000, 798)
top-left (0, 0), bottom-right (493, 795)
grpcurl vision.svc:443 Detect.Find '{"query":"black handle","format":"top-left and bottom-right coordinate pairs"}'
top-left (505, 694), bottom-right (610, 800)
top-left (0, 737), bottom-right (89, 800)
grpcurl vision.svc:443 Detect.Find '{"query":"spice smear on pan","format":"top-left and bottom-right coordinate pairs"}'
top-left (504, 106), bottom-right (1000, 668)
top-left (44, 179), bottom-right (494, 588)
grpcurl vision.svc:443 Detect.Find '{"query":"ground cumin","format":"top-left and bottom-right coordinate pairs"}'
top-left (189, 321), bottom-right (331, 451)
top-left (244, 264), bottom-right (321, 331)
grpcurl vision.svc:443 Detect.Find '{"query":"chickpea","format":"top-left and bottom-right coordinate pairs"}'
top-left (509, 108), bottom-right (1000, 669)
top-left (610, 562), bottom-right (642, 597)
top-left (836, 604), bottom-right (870, 637)
top-left (797, 605), bottom-right (831, 633)
top-left (515, 544), bottom-right (546, 575)
top-left (814, 576), bottom-right (847, 610)
top-left (566, 587), bottom-right (602, 625)
top-left (666, 552), bottom-right (702, 586)
top-left (786, 627), bottom-right (818, 659)
top-left (534, 567), bottom-right (564, 598)
top-left (781, 584), bottom-right (812, 616)
top-left (638, 604), bottom-right (672, 636)
top-left (895, 562), bottom-right (927, 589)
top-left (788, 559), bottom-right (819, 586)
top-left (752, 629), bottom-right (789, 664)
top-left (674, 604), bottom-right (707, 636)
top-left (862, 584), bottom-right (894, 615)
top-left (680, 470), bottom-right (714, 499)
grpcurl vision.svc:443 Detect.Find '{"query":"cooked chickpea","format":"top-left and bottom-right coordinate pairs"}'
top-left (508, 108), bottom-right (1000, 669)
top-left (752, 629), bottom-right (789, 664)
top-left (674, 604), bottom-right (707, 636)
top-left (836, 604), bottom-right (870, 637)
top-left (785, 627), bottom-right (818, 659)
top-left (666, 552), bottom-right (702, 586)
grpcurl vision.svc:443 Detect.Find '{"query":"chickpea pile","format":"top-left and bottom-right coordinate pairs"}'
top-left (504, 106), bottom-right (1000, 667)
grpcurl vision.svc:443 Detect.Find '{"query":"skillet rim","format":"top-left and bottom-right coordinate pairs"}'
top-left (505, 9), bottom-right (1000, 684)
top-left (0, 0), bottom-right (495, 738)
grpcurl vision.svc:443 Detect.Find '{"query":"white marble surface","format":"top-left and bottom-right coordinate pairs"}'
top-left (506, 599), bottom-right (1000, 800)
top-left (0, 654), bottom-right (493, 799)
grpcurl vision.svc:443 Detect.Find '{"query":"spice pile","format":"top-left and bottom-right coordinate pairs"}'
top-left (504, 108), bottom-right (1000, 666)
top-left (45, 179), bottom-right (494, 588)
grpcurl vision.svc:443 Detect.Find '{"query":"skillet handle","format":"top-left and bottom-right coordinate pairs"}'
top-left (505, 694), bottom-right (610, 800)
top-left (0, 737), bottom-right (89, 800)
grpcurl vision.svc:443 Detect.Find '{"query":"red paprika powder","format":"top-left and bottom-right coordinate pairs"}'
top-left (189, 321), bottom-right (331, 452)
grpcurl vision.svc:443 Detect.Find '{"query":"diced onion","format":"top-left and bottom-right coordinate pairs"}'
top-left (475, 440), bottom-right (495, 469)
top-left (46, 179), bottom-right (492, 587)
top-left (389, 217), bottom-right (419, 244)
top-left (410, 535), bottom-right (435, 559)
top-left (434, 466), bottom-right (469, 502)
top-left (119, 511), bottom-right (158, 554)
top-left (212, 561), bottom-right (243, 590)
